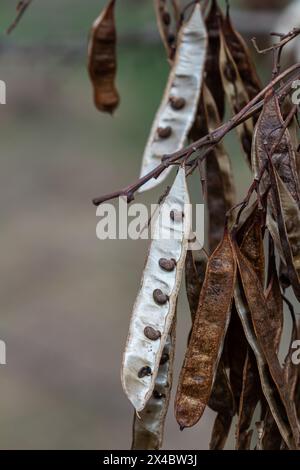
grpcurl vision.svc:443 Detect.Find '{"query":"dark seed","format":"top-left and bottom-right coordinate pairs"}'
top-left (160, 352), bottom-right (170, 365)
top-left (168, 33), bottom-right (175, 45)
top-left (138, 366), bottom-right (152, 378)
top-left (144, 326), bottom-right (161, 341)
top-left (153, 390), bottom-right (166, 399)
top-left (157, 126), bottom-right (172, 138)
top-left (159, 258), bottom-right (176, 272)
top-left (170, 96), bottom-right (186, 110)
top-left (162, 11), bottom-right (171, 26)
top-left (153, 289), bottom-right (169, 305)
top-left (170, 209), bottom-right (184, 221)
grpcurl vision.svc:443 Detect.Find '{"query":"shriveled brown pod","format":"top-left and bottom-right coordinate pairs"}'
top-left (131, 319), bottom-right (176, 450)
top-left (208, 360), bottom-right (236, 450)
top-left (88, 0), bottom-right (119, 114)
top-left (220, 7), bottom-right (261, 101)
top-left (234, 242), bottom-right (300, 449)
top-left (175, 229), bottom-right (236, 429)
top-left (154, 0), bottom-right (175, 62)
top-left (204, 0), bottom-right (225, 120)
top-left (219, 27), bottom-right (253, 166)
top-left (252, 90), bottom-right (300, 207)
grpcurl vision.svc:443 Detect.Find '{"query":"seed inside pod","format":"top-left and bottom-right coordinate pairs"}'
top-left (160, 352), bottom-right (170, 365)
top-left (162, 12), bottom-right (171, 26)
top-left (153, 390), bottom-right (166, 399)
top-left (159, 258), bottom-right (176, 272)
top-left (138, 366), bottom-right (152, 378)
top-left (144, 326), bottom-right (161, 341)
top-left (170, 209), bottom-right (184, 221)
top-left (157, 126), bottom-right (172, 139)
top-left (168, 33), bottom-right (175, 45)
top-left (169, 96), bottom-right (186, 110)
top-left (153, 289), bottom-right (169, 305)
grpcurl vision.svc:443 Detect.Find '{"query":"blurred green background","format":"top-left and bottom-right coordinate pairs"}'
top-left (0, 0), bottom-right (295, 450)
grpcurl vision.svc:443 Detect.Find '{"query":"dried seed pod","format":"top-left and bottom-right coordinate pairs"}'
top-left (268, 165), bottom-right (300, 301)
top-left (219, 27), bottom-right (253, 166)
top-left (185, 249), bottom-right (207, 323)
top-left (209, 360), bottom-right (236, 450)
top-left (252, 90), bottom-right (300, 206)
top-left (139, 5), bottom-right (207, 191)
top-left (131, 319), bottom-right (176, 450)
top-left (88, 0), bottom-right (119, 114)
top-left (204, 0), bottom-right (225, 120)
top-left (122, 168), bottom-right (191, 411)
top-left (175, 229), bottom-right (236, 429)
top-left (220, 9), bottom-right (261, 101)
top-left (154, 0), bottom-right (174, 61)
top-left (234, 242), bottom-right (300, 449)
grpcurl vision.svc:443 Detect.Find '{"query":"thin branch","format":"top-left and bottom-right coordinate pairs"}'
top-left (93, 63), bottom-right (300, 206)
top-left (251, 27), bottom-right (300, 55)
top-left (7, 0), bottom-right (33, 35)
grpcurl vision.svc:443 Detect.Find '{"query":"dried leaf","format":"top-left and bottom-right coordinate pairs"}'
top-left (175, 229), bottom-right (236, 429)
top-left (131, 318), bottom-right (176, 449)
top-left (139, 5), bottom-right (207, 191)
top-left (88, 0), bottom-right (119, 114)
top-left (122, 168), bottom-right (191, 411)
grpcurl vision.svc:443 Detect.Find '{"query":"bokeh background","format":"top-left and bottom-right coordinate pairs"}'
top-left (0, 0), bottom-right (298, 450)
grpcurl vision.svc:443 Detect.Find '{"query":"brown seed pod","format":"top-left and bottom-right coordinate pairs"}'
top-left (234, 242), bottom-right (300, 449)
top-left (175, 229), bottom-right (236, 429)
top-left (88, 0), bottom-right (120, 114)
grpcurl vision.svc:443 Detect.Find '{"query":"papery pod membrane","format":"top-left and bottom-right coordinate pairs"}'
top-left (234, 242), bottom-right (300, 449)
top-left (139, 4), bottom-right (207, 191)
top-left (268, 165), bottom-right (300, 301)
top-left (88, 0), bottom-right (119, 113)
top-left (252, 90), bottom-right (300, 206)
top-left (175, 229), bottom-right (236, 429)
top-left (219, 27), bottom-right (253, 166)
top-left (122, 168), bottom-right (191, 411)
top-left (204, 0), bottom-right (225, 120)
top-left (220, 7), bottom-right (261, 101)
top-left (131, 318), bottom-right (176, 450)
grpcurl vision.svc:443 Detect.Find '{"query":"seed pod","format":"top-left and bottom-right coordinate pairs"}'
top-left (154, 1), bottom-right (174, 62)
top-left (252, 90), bottom-right (300, 206)
top-left (268, 165), bottom-right (300, 301)
top-left (131, 319), bottom-right (176, 450)
top-left (219, 27), bottom-right (253, 166)
top-left (204, 0), bottom-right (225, 120)
top-left (220, 8), bottom-right (261, 101)
top-left (175, 229), bottom-right (236, 429)
top-left (208, 360), bottom-right (236, 450)
top-left (88, 0), bottom-right (119, 114)
top-left (122, 168), bottom-right (191, 411)
top-left (234, 242), bottom-right (299, 449)
top-left (139, 5), bottom-right (207, 191)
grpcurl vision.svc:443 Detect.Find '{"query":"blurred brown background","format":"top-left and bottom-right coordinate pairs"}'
top-left (0, 0), bottom-right (298, 450)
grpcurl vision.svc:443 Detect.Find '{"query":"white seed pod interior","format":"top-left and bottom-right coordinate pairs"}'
top-left (122, 168), bottom-right (191, 411)
top-left (139, 5), bottom-right (207, 192)
top-left (131, 320), bottom-right (176, 450)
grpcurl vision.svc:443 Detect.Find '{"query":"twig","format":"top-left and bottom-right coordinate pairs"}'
top-left (93, 63), bottom-right (300, 206)
top-left (7, 0), bottom-right (33, 35)
top-left (251, 27), bottom-right (300, 55)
